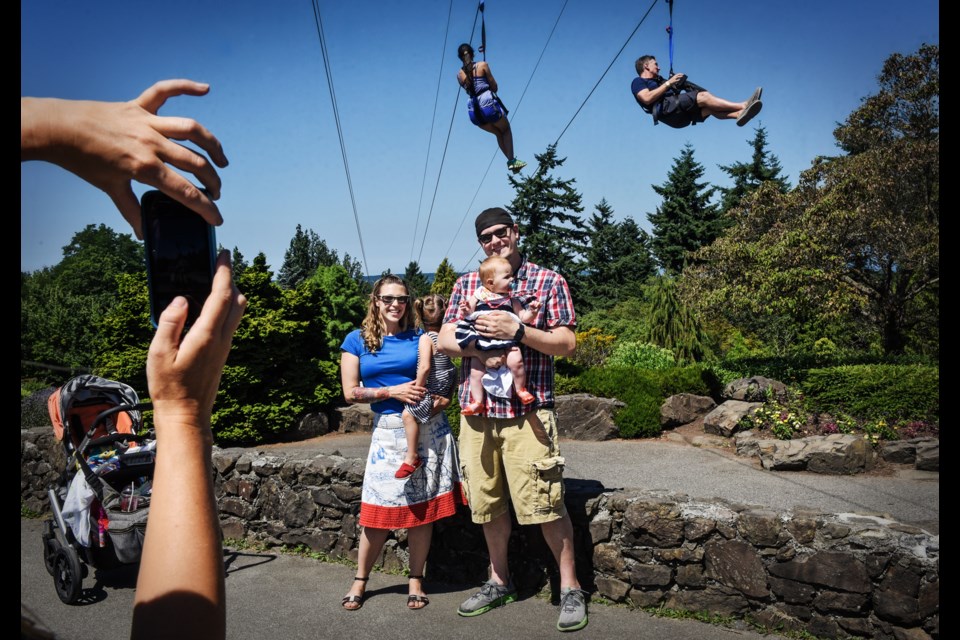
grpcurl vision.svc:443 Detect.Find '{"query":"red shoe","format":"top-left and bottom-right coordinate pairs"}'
top-left (516, 389), bottom-right (536, 405)
top-left (395, 459), bottom-right (422, 479)
top-left (460, 401), bottom-right (486, 416)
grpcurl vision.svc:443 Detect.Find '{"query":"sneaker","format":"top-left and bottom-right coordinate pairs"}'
top-left (736, 98), bottom-right (763, 127)
top-left (557, 588), bottom-right (589, 632)
top-left (457, 579), bottom-right (517, 617)
top-left (507, 158), bottom-right (527, 174)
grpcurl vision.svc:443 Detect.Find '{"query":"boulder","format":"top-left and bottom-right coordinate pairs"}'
top-left (332, 404), bottom-right (374, 433)
top-left (704, 401), bottom-right (762, 437)
top-left (556, 393), bottom-right (623, 440)
top-left (660, 393), bottom-right (717, 428)
top-left (723, 376), bottom-right (788, 402)
top-left (915, 440), bottom-right (939, 471)
top-left (756, 434), bottom-right (877, 474)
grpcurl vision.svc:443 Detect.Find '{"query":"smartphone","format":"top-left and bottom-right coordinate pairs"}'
top-left (141, 190), bottom-right (217, 327)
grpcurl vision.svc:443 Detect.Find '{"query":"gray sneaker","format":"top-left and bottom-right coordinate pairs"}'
top-left (557, 588), bottom-right (589, 632)
top-left (457, 579), bottom-right (518, 617)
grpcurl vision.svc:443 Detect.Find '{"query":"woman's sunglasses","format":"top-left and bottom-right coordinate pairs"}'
top-left (478, 226), bottom-right (511, 244)
top-left (377, 295), bottom-right (410, 305)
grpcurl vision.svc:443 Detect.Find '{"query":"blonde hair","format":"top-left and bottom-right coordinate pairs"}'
top-left (415, 294), bottom-right (447, 331)
top-left (360, 275), bottom-right (415, 352)
top-left (478, 255), bottom-right (511, 286)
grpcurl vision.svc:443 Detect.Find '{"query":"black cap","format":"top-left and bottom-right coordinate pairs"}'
top-left (475, 207), bottom-right (515, 237)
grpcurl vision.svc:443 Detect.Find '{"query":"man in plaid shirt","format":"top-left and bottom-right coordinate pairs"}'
top-left (439, 207), bottom-right (588, 632)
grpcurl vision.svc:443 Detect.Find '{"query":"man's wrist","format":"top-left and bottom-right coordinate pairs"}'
top-left (513, 322), bottom-right (526, 343)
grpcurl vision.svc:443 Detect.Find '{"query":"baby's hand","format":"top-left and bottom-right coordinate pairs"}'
top-left (527, 299), bottom-right (542, 313)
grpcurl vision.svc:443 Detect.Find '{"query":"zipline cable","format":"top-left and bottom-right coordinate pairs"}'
top-left (409, 0), bottom-right (455, 264)
top-left (410, 2), bottom-right (484, 266)
top-left (310, 0), bottom-right (370, 277)
top-left (442, 0), bottom-right (571, 268)
top-left (552, 0), bottom-right (659, 146)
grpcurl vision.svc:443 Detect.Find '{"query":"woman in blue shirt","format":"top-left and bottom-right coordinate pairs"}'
top-left (339, 275), bottom-right (463, 611)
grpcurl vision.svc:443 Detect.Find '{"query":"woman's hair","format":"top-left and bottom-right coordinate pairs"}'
top-left (361, 275), bottom-right (415, 352)
top-left (478, 255), bottom-right (510, 286)
top-left (457, 43), bottom-right (477, 97)
top-left (415, 294), bottom-right (447, 331)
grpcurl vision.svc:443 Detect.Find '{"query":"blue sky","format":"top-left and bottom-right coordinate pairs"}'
top-left (21, 0), bottom-right (939, 277)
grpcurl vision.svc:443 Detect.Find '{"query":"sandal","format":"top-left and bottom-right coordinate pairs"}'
top-left (460, 401), bottom-right (486, 416)
top-left (342, 576), bottom-right (368, 611)
top-left (395, 459), bottom-right (422, 479)
top-left (407, 575), bottom-right (430, 610)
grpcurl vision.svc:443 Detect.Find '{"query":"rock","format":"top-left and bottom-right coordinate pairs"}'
top-left (333, 404), bottom-right (374, 433)
top-left (295, 412), bottom-right (331, 439)
top-left (915, 440), bottom-right (939, 471)
top-left (704, 401), bottom-right (762, 437)
top-left (723, 376), bottom-right (788, 402)
top-left (555, 394), bottom-right (622, 440)
top-left (660, 394), bottom-right (717, 428)
top-left (755, 435), bottom-right (876, 474)
top-left (882, 441), bottom-right (917, 464)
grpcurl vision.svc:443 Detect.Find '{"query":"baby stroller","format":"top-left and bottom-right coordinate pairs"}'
top-left (41, 374), bottom-right (154, 604)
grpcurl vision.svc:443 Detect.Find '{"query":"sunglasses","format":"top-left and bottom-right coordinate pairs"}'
top-left (377, 295), bottom-right (409, 305)
top-left (478, 226), bottom-right (511, 244)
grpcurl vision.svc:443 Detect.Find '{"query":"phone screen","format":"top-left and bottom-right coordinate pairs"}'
top-left (141, 191), bottom-right (216, 327)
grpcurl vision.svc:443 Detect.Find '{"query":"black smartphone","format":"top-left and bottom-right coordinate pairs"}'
top-left (141, 190), bottom-right (217, 327)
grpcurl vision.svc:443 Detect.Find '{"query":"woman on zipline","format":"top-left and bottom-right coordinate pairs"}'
top-left (457, 43), bottom-right (526, 174)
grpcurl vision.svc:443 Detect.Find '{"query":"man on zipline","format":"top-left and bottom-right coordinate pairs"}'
top-left (632, 55), bottom-right (762, 128)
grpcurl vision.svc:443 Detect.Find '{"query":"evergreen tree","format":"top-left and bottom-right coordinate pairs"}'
top-left (647, 143), bottom-right (721, 274)
top-left (644, 276), bottom-right (709, 363)
top-left (580, 199), bottom-right (656, 311)
top-left (509, 144), bottom-right (587, 293)
top-left (718, 126), bottom-right (791, 213)
top-left (277, 224), bottom-right (336, 289)
top-left (430, 257), bottom-right (458, 300)
top-left (403, 261), bottom-right (430, 300)
top-left (231, 247), bottom-right (249, 279)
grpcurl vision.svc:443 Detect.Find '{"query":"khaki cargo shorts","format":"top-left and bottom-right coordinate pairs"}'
top-left (458, 408), bottom-right (567, 525)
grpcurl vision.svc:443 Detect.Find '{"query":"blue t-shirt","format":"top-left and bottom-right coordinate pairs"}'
top-left (340, 328), bottom-right (420, 414)
top-left (631, 76), bottom-right (661, 112)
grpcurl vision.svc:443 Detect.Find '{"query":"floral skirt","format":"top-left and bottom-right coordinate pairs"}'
top-left (359, 411), bottom-right (465, 529)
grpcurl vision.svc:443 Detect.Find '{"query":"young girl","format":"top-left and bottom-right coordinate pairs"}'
top-left (455, 255), bottom-right (540, 415)
top-left (396, 294), bottom-right (457, 479)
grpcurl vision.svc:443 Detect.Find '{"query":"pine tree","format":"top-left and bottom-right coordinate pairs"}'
top-left (645, 276), bottom-right (709, 363)
top-left (231, 247), bottom-right (249, 280)
top-left (403, 261), bottom-right (430, 300)
top-left (277, 224), bottom-right (337, 289)
top-left (509, 144), bottom-right (586, 292)
top-left (580, 199), bottom-right (656, 311)
top-left (430, 257), bottom-right (458, 300)
top-left (647, 143), bottom-right (720, 275)
top-left (718, 126), bottom-right (790, 213)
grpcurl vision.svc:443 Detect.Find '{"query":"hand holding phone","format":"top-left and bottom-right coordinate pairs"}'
top-left (141, 190), bottom-right (217, 327)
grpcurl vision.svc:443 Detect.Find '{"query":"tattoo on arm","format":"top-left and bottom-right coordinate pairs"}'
top-left (350, 386), bottom-right (391, 402)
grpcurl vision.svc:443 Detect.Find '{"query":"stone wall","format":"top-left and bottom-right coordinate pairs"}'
top-left (21, 428), bottom-right (939, 640)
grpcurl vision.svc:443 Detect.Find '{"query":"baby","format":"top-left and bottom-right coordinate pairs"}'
top-left (455, 255), bottom-right (540, 415)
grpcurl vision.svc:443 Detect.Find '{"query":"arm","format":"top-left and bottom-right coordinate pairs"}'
top-left (515, 298), bottom-right (541, 324)
top-left (21, 79), bottom-right (228, 240)
top-left (473, 312), bottom-right (575, 357)
top-left (415, 334), bottom-right (432, 387)
top-left (340, 352), bottom-right (426, 405)
top-left (479, 62), bottom-right (499, 93)
top-left (132, 251), bottom-right (247, 640)
top-left (635, 73), bottom-right (686, 108)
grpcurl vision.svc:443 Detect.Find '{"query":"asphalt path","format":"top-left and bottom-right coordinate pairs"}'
top-left (22, 432), bottom-right (937, 639)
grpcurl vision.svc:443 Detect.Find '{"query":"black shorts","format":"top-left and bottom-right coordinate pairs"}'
top-left (658, 91), bottom-right (705, 129)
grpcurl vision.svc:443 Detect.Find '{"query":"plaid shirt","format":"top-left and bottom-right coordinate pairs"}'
top-left (443, 257), bottom-right (576, 419)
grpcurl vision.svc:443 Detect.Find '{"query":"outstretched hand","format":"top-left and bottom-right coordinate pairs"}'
top-left (21, 79), bottom-right (229, 239)
top-left (146, 250), bottom-right (246, 436)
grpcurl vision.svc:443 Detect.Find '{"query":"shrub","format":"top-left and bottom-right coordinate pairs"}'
top-left (21, 385), bottom-right (56, 429)
top-left (606, 342), bottom-right (675, 370)
top-left (571, 328), bottom-right (617, 368)
top-left (801, 364), bottom-right (939, 424)
top-left (578, 365), bottom-right (715, 438)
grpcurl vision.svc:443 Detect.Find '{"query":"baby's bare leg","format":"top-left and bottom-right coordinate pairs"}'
top-left (401, 409), bottom-right (420, 466)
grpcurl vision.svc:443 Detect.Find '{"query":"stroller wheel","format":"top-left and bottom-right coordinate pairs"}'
top-left (53, 547), bottom-right (84, 604)
top-left (42, 520), bottom-right (59, 576)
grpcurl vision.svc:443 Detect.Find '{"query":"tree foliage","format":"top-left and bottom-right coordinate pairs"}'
top-left (645, 276), bottom-right (709, 363)
top-left (403, 261), bottom-right (430, 300)
top-left (718, 126), bottom-right (790, 214)
top-left (579, 199), bottom-right (656, 311)
top-left (648, 144), bottom-right (723, 274)
top-left (509, 144), bottom-right (586, 293)
top-left (682, 45), bottom-right (939, 356)
top-left (21, 224), bottom-right (144, 377)
top-left (430, 257), bottom-right (458, 300)
top-left (277, 224), bottom-right (366, 291)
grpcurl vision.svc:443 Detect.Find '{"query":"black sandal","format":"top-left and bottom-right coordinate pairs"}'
top-left (407, 575), bottom-right (429, 610)
top-left (342, 576), bottom-right (368, 611)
